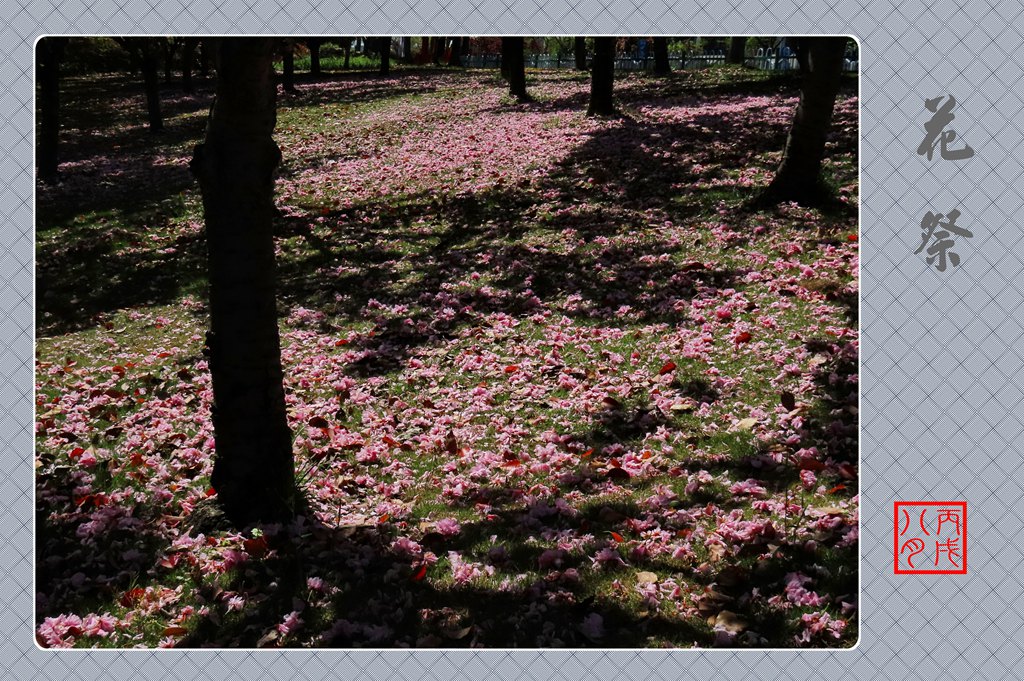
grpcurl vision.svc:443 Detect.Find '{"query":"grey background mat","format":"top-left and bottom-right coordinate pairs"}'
top-left (3, 0), bottom-right (1022, 678)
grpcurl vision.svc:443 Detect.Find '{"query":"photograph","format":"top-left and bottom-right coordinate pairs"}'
top-left (34, 35), bottom-right (859, 649)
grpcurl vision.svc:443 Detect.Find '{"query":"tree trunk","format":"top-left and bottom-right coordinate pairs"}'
top-left (182, 38), bottom-right (198, 93)
top-left (727, 36), bottom-right (746, 65)
top-left (574, 37), bottom-right (587, 70)
top-left (588, 37), bottom-right (615, 115)
top-left (308, 38), bottom-right (322, 76)
top-left (140, 41), bottom-right (163, 132)
top-left (502, 37), bottom-right (529, 101)
top-left (379, 37), bottom-right (391, 76)
top-left (162, 39), bottom-right (175, 84)
top-left (433, 37), bottom-right (445, 65)
top-left (199, 39), bottom-right (209, 76)
top-left (793, 38), bottom-right (809, 74)
top-left (189, 38), bottom-right (295, 526)
top-left (653, 37), bottom-right (670, 75)
top-left (448, 35), bottom-right (462, 66)
top-left (37, 37), bottom-right (66, 184)
top-left (282, 39), bottom-right (296, 92)
top-left (402, 37), bottom-right (413, 63)
top-left (762, 37), bottom-right (848, 205)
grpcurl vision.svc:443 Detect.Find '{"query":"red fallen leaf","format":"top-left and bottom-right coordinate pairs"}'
top-left (781, 391), bottom-right (796, 411)
top-left (602, 396), bottom-right (622, 409)
top-left (605, 467), bottom-right (631, 482)
top-left (734, 331), bottom-right (753, 344)
top-left (410, 564), bottom-right (428, 582)
top-left (382, 435), bottom-right (400, 447)
top-left (205, 487), bottom-right (217, 497)
top-left (159, 554), bottom-right (181, 569)
top-left (798, 458), bottom-right (826, 471)
top-left (334, 339), bottom-right (349, 347)
top-left (69, 447), bottom-right (85, 459)
top-left (609, 458), bottom-right (621, 468)
top-left (504, 365), bottom-right (519, 373)
top-left (502, 459), bottom-right (522, 467)
top-left (659, 361), bottom-right (677, 375)
top-left (163, 626), bottom-right (188, 637)
top-left (243, 536), bottom-right (268, 557)
top-left (120, 588), bottom-right (146, 607)
top-left (112, 365), bottom-right (126, 375)
top-left (156, 352), bottom-right (172, 358)
top-left (445, 430), bottom-right (459, 455)
top-left (129, 452), bottom-right (146, 467)
top-left (837, 463), bottom-right (857, 480)
top-left (609, 531), bottom-right (625, 543)
top-left (828, 484), bottom-right (847, 494)
top-left (581, 448), bottom-right (594, 459)
top-left (308, 415), bottom-right (329, 428)
top-left (847, 233), bottom-right (858, 241)
top-left (36, 632), bottom-right (50, 648)
top-left (681, 261), bottom-right (707, 272)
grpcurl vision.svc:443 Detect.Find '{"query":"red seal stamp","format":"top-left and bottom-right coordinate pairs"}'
top-left (894, 501), bottom-right (967, 574)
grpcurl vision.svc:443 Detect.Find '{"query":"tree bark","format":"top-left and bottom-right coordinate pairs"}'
top-left (653, 37), bottom-right (670, 75)
top-left (307, 38), bottom-right (322, 76)
top-left (502, 37), bottom-right (529, 101)
top-left (574, 37), bottom-right (587, 70)
top-left (762, 37), bottom-right (848, 205)
top-left (189, 38), bottom-right (295, 526)
top-left (379, 37), bottom-right (391, 76)
top-left (448, 35), bottom-right (463, 66)
top-left (182, 38), bottom-right (198, 93)
top-left (727, 36), bottom-right (746, 65)
top-left (199, 39), bottom-right (209, 76)
top-left (282, 39), bottom-right (296, 92)
top-left (37, 37), bottom-right (66, 184)
top-left (432, 37), bottom-right (445, 65)
top-left (588, 37), bottom-right (615, 115)
top-left (162, 38), bottom-right (175, 84)
top-left (402, 37), bottom-right (413, 63)
top-left (140, 40), bottom-right (163, 132)
top-left (342, 38), bottom-right (352, 69)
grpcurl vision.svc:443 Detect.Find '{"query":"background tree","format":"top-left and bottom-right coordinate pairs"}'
top-left (587, 37), bottom-right (615, 115)
top-left (189, 37), bottom-right (296, 525)
top-left (281, 38), bottom-right (296, 92)
top-left (432, 37), bottom-right (445, 65)
top-left (306, 38), bottom-right (323, 76)
top-left (502, 37), bottom-right (529, 102)
top-left (653, 37), bottom-right (671, 75)
top-left (762, 37), bottom-right (849, 205)
top-left (181, 38), bottom-right (198, 93)
top-left (379, 37), bottom-right (391, 76)
top-left (402, 37), bottom-right (413, 64)
top-left (574, 37), bottom-right (587, 70)
top-left (36, 37), bottom-right (67, 184)
top-left (727, 36), bottom-right (746, 65)
top-left (115, 38), bottom-right (163, 132)
top-left (448, 35), bottom-right (463, 66)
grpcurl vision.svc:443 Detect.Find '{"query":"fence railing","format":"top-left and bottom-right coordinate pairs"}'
top-left (461, 52), bottom-right (858, 73)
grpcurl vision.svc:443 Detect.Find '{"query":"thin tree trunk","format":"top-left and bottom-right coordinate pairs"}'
top-left (282, 39), bottom-right (296, 92)
top-left (448, 35), bottom-right (462, 66)
top-left (189, 37), bottom-right (295, 526)
top-left (402, 37), bottom-right (412, 63)
top-left (653, 37), bottom-right (670, 75)
top-left (793, 38), bottom-right (809, 74)
top-left (199, 39), bottom-right (209, 76)
top-left (37, 37), bottom-right (66, 184)
top-left (380, 37), bottom-right (391, 76)
top-left (727, 36), bottom-right (746, 65)
top-left (763, 37), bottom-right (848, 204)
top-left (574, 37), bottom-right (587, 70)
top-left (140, 41), bottom-right (163, 132)
top-left (433, 37), bottom-right (445, 65)
top-left (502, 37), bottom-right (529, 101)
top-left (588, 37), bottom-right (615, 115)
top-left (308, 38), bottom-right (322, 76)
top-left (182, 38), bottom-right (197, 93)
top-left (162, 39), bottom-right (175, 84)
top-left (343, 38), bottom-right (351, 69)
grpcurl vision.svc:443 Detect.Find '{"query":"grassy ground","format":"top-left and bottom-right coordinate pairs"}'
top-left (36, 64), bottom-right (858, 649)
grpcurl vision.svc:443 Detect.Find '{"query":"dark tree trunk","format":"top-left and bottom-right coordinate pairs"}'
top-left (653, 37), bottom-right (670, 75)
top-left (727, 36), bottom-right (746, 65)
top-left (342, 38), bottom-right (352, 69)
top-left (402, 37), bottom-right (413, 63)
top-left (433, 37), bottom-right (445, 65)
top-left (162, 39), bottom-right (175, 84)
top-left (588, 37), bottom-right (615, 115)
top-left (448, 35), bottom-right (462, 66)
top-left (461, 37), bottom-right (471, 56)
top-left (281, 39), bottom-right (296, 92)
top-left (502, 37), bottom-right (529, 101)
top-left (199, 39), bottom-right (209, 76)
top-left (140, 41), bottom-right (163, 132)
top-left (574, 37), bottom-right (587, 70)
top-left (181, 38), bottom-right (198, 93)
top-left (379, 37), bottom-right (391, 76)
top-left (793, 38), bottom-right (809, 74)
top-left (307, 38), bottom-right (322, 76)
top-left (37, 37), bottom-right (66, 184)
top-left (762, 37), bottom-right (848, 205)
top-left (189, 38), bottom-right (295, 526)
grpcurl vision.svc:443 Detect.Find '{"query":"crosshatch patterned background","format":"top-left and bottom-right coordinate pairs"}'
top-left (3, 0), bottom-right (1024, 678)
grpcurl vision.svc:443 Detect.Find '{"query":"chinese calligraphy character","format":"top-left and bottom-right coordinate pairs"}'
top-left (917, 95), bottom-right (975, 161)
top-left (915, 208), bottom-right (972, 272)
top-left (895, 501), bottom-right (967, 574)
